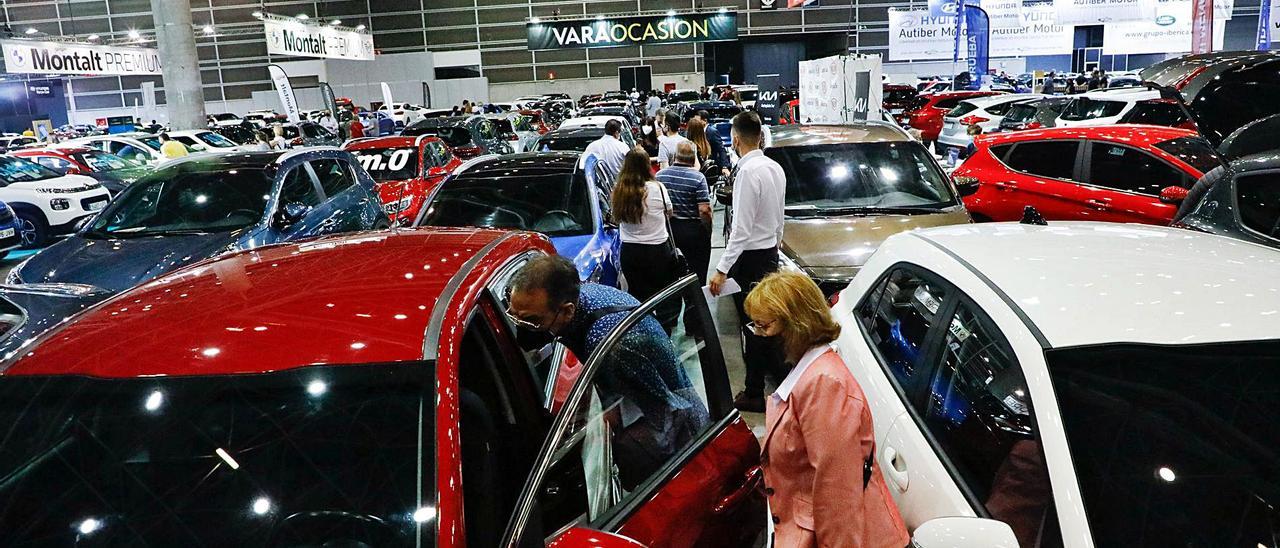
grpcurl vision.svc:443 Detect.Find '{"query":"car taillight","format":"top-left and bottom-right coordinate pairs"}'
top-left (959, 115), bottom-right (989, 125)
top-left (1025, 121), bottom-right (1042, 129)
top-left (454, 145), bottom-right (482, 158)
top-left (290, 137), bottom-right (303, 145)
top-left (828, 292), bottom-right (840, 307)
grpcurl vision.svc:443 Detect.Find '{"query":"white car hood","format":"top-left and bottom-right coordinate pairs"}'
top-left (9, 173), bottom-right (103, 192)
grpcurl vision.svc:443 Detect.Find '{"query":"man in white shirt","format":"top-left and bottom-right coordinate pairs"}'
top-left (709, 111), bottom-right (787, 412)
top-left (646, 92), bottom-right (662, 119)
top-left (656, 111), bottom-right (691, 169)
top-left (582, 119), bottom-right (631, 194)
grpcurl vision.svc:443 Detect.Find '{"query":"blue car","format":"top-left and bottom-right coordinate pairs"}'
top-left (415, 151), bottom-right (621, 285)
top-left (6, 149), bottom-right (390, 293)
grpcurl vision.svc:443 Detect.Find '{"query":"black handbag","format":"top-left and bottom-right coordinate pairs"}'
top-left (657, 183), bottom-right (691, 276)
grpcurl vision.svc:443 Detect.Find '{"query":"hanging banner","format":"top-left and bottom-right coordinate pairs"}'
top-left (526, 12), bottom-right (738, 50)
top-left (888, 6), bottom-right (1071, 60)
top-left (267, 64), bottom-right (301, 124)
top-left (755, 74), bottom-right (782, 125)
top-left (965, 6), bottom-right (991, 87)
top-left (0, 39), bottom-right (161, 76)
top-left (1103, 0), bottom-right (1227, 54)
top-left (1191, 0), bottom-right (1214, 52)
top-left (265, 19), bottom-right (374, 61)
top-left (320, 82), bottom-right (338, 117)
top-left (1258, 0), bottom-right (1272, 49)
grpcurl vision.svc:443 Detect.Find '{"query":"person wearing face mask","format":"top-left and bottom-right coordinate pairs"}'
top-left (505, 255), bottom-right (710, 488)
top-left (712, 110), bottom-right (787, 412)
top-left (745, 272), bottom-right (910, 548)
top-left (639, 116), bottom-right (661, 158)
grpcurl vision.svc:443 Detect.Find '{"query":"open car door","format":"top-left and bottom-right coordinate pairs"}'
top-left (502, 274), bottom-right (766, 548)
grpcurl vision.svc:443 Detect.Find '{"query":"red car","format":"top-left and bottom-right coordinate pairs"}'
top-left (12, 146), bottom-right (151, 195)
top-left (0, 228), bottom-right (764, 547)
top-left (343, 135), bottom-right (462, 225)
top-left (521, 108), bottom-right (552, 134)
top-left (902, 90), bottom-right (1004, 142)
top-left (882, 84), bottom-right (918, 115)
top-left (953, 124), bottom-right (1223, 225)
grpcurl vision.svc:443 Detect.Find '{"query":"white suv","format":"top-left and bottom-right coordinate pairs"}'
top-left (0, 155), bottom-right (111, 247)
top-left (1054, 88), bottom-right (1161, 127)
top-left (377, 102), bottom-right (425, 128)
top-left (937, 94), bottom-right (1044, 153)
top-left (831, 221), bottom-right (1280, 548)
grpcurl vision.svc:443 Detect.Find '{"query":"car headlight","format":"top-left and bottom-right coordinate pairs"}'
top-left (49, 198), bottom-right (70, 211)
top-left (383, 195), bottom-right (414, 215)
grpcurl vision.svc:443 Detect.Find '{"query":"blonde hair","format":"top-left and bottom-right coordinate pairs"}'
top-left (686, 117), bottom-right (711, 160)
top-left (744, 272), bottom-right (841, 360)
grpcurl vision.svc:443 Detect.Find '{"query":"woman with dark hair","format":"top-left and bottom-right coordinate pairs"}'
top-left (686, 118), bottom-right (720, 184)
top-left (639, 116), bottom-right (661, 158)
top-left (611, 148), bottom-right (679, 328)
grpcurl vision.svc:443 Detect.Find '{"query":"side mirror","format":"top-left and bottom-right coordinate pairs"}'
top-left (953, 175), bottom-right (981, 197)
top-left (547, 526), bottom-right (646, 547)
top-left (1159, 185), bottom-right (1189, 204)
top-left (911, 517), bottom-right (1019, 548)
top-left (274, 201), bottom-right (309, 229)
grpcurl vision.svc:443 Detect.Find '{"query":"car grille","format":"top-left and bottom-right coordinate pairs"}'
top-left (37, 185), bottom-right (98, 194)
top-left (81, 195), bottom-right (109, 211)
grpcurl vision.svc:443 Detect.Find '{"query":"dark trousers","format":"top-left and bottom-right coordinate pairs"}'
top-left (670, 218), bottom-right (711, 286)
top-left (729, 247), bottom-right (787, 396)
top-left (621, 241), bottom-right (681, 332)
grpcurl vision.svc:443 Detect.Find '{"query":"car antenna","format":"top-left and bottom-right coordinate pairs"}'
top-left (1020, 205), bottom-right (1048, 226)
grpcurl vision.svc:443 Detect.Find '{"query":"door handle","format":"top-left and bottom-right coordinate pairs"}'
top-left (1085, 198), bottom-right (1112, 210)
top-left (882, 446), bottom-right (910, 492)
top-left (712, 465), bottom-right (763, 515)
top-left (993, 181), bottom-right (1018, 191)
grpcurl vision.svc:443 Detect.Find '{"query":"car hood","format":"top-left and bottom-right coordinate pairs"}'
top-left (782, 209), bottom-right (971, 277)
top-left (16, 231), bottom-right (243, 293)
top-left (1141, 51), bottom-right (1280, 154)
top-left (89, 166), bottom-right (150, 183)
top-left (0, 286), bottom-right (112, 363)
top-left (7, 173), bottom-right (103, 192)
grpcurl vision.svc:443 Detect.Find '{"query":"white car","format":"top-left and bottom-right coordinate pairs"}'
top-left (243, 109), bottom-right (280, 129)
top-left (1053, 88), bottom-right (1160, 127)
top-left (0, 136), bottom-right (39, 152)
top-left (208, 113), bottom-right (243, 128)
top-left (377, 102), bottom-right (425, 128)
top-left (735, 84), bottom-right (759, 109)
top-left (62, 133), bottom-right (167, 165)
top-left (167, 129), bottom-right (253, 153)
top-left (831, 221), bottom-right (1280, 548)
top-left (0, 154), bottom-right (111, 247)
top-left (937, 94), bottom-right (1045, 152)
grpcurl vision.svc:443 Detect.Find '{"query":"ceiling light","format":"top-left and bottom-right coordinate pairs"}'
top-left (529, 17), bottom-right (541, 24)
top-left (666, 9), bottom-right (677, 16)
top-left (127, 29), bottom-right (141, 39)
top-left (355, 24), bottom-right (366, 30)
top-left (719, 7), bottom-right (729, 13)
top-left (202, 25), bottom-right (214, 34)
top-left (86, 34), bottom-right (100, 40)
top-left (252, 11), bottom-right (263, 18)
top-left (330, 19), bottom-right (342, 26)
top-left (296, 13), bottom-right (309, 20)
top-left (24, 28), bottom-right (37, 35)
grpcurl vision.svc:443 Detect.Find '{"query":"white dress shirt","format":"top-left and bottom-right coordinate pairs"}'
top-left (717, 149), bottom-right (785, 275)
top-left (773, 344), bottom-right (837, 403)
top-left (583, 134), bottom-right (630, 189)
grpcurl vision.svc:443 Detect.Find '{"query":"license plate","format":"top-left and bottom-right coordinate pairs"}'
top-left (88, 200), bottom-right (106, 211)
top-left (944, 121), bottom-right (956, 130)
top-left (0, 228), bottom-right (13, 239)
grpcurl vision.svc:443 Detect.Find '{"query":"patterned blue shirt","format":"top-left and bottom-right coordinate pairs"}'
top-left (655, 165), bottom-right (711, 220)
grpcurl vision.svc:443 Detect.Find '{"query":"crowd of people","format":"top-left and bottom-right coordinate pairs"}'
top-left (1041, 69), bottom-right (1112, 94)
top-left (505, 109), bottom-right (910, 546)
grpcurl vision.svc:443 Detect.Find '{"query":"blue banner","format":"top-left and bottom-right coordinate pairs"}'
top-left (1258, 0), bottom-right (1272, 50)
top-left (965, 5), bottom-right (990, 90)
top-left (953, 5), bottom-right (964, 62)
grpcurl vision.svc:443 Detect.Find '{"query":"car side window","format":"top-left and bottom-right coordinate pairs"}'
top-left (1235, 174), bottom-right (1280, 239)
top-left (279, 165), bottom-right (322, 207)
top-left (857, 267), bottom-right (951, 399)
top-left (1087, 142), bottom-right (1188, 195)
top-left (433, 141), bottom-right (453, 167)
top-left (989, 144), bottom-right (1014, 161)
top-left (985, 101), bottom-right (1014, 116)
top-left (921, 300), bottom-right (1059, 548)
top-left (1003, 141), bottom-right (1079, 181)
top-left (478, 121), bottom-right (495, 140)
top-left (310, 159), bottom-right (355, 197)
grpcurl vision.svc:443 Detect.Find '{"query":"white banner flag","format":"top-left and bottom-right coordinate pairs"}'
top-left (265, 19), bottom-right (374, 61)
top-left (888, 6), bottom-right (1072, 61)
top-left (1, 39), bottom-right (161, 76)
top-left (268, 64), bottom-right (301, 124)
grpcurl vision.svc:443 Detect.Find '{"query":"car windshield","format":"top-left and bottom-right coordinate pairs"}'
top-left (536, 134), bottom-right (598, 152)
top-left (1154, 136), bottom-right (1222, 174)
top-left (86, 168), bottom-right (273, 237)
top-left (1059, 97), bottom-right (1127, 121)
top-left (512, 116), bottom-right (532, 132)
top-left (0, 155), bottom-right (61, 184)
top-left (73, 150), bottom-right (145, 172)
top-left (217, 126), bottom-right (257, 145)
top-left (669, 91), bottom-right (700, 103)
top-left (197, 131), bottom-right (239, 148)
top-left (1121, 101), bottom-right (1189, 127)
top-left (684, 106), bottom-right (741, 122)
top-left (353, 147), bottom-right (420, 182)
top-left (422, 170), bottom-right (593, 236)
top-left (768, 142), bottom-right (958, 214)
top-left (1046, 341), bottom-right (1280, 547)
top-left (0, 363), bottom-right (435, 547)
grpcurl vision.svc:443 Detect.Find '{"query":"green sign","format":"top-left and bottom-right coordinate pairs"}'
top-left (527, 12), bottom-right (738, 50)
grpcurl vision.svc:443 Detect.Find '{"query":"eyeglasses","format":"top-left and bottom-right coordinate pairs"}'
top-left (505, 308), bottom-right (546, 331)
top-left (746, 318), bottom-right (776, 337)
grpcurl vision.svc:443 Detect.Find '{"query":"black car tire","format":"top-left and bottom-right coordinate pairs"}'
top-left (15, 210), bottom-right (49, 249)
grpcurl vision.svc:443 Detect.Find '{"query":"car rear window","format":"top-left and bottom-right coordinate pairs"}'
top-left (1059, 98), bottom-right (1127, 121)
top-left (947, 101), bottom-right (979, 118)
top-left (1001, 104), bottom-right (1038, 124)
top-left (906, 96), bottom-right (931, 111)
top-left (1121, 101), bottom-right (1190, 128)
top-left (1153, 137), bottom-right (1223, 175)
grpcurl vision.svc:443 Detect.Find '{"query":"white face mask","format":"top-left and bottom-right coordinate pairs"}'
top-left (642, 125), bottom-right (653, 134)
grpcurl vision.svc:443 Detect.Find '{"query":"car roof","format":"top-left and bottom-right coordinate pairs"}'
top-left (11, 147), bottom-right (84, 156)
top-left (544, 126), bottom-right (606, 138)
top-left (1078, 88), bottom-right (1160, 100)
top-left (770, 123), bottom-right (912, 147)
top-left (961, 93), bottom-right (1045, 108)
top-left (905, 222), bottom-right (1280, 348)
top-left (981, 124), bottom-right (1196, 148)
top-left (3, 229), bottom-right (548, 377)
top-left (153, 150), bottom-right (291, 171)
top-left (456, 152), bottom-right (581, 178)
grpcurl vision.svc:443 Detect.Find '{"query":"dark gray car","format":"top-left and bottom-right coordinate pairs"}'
top-left (1174, 151), bottom-right (1280, 250)
top-left (402, 115), bottom-right (513, 157)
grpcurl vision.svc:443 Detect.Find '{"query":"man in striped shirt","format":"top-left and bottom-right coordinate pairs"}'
top-left (656, 141), bottom-right (713, 285)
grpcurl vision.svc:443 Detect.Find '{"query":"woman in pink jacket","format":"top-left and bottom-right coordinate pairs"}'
top-left (745, 272), bottom-right (910, 548)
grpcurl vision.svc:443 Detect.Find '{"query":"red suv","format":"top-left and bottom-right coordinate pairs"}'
top-left (953, 125), bottom-right (1223, 225)
top-left (343, 135), bottom-right (462, 225)
top-left (902, 90), bottom-right (1004, 142)
top-left (0, 228), bottom-right (765, 547)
